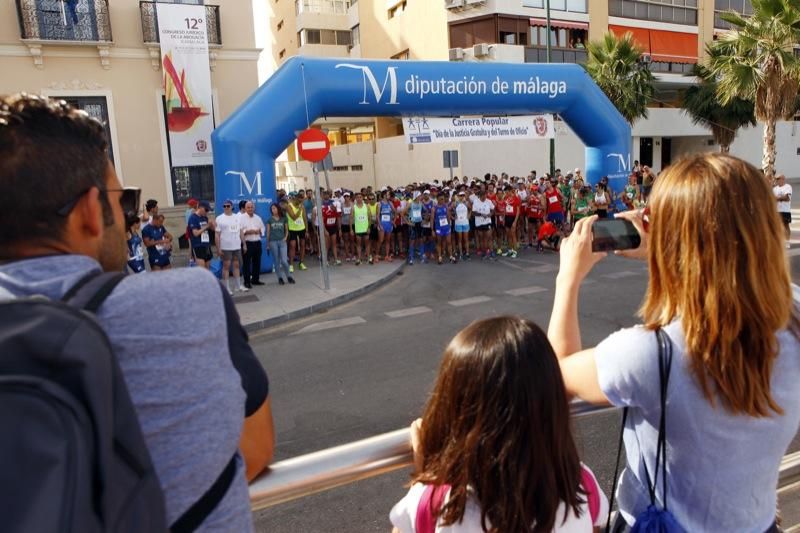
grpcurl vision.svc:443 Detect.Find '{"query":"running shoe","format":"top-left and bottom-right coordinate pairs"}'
top-left (368, 256), bottom-right (374, 265)
top-left (490, 250), bottom-right (497, 259)
top-left (226, 287), bottom-right (234, 296)
top-left (385, 255), bottom-right (392, 262)
top-left (465, 253), bottom-right (470, 260)
top-left (408, 257), bottom-right (414, 265)
top-left (787, 243), bottom-right (792, 249)
top-left (421, 256), bottom-right (428, 264)
top-left (450, 256), bottom-right (457, 264)
top-left (299, 262), bottom-right (307, 271)
top-left (335, 259), bottom-right (342, 266)
top-left (346, 257), bottom-right (351, 263)
top-left (238, 286), bottom-right (250, 292)
top-left (355, 259), bottom-right (361, 265)
top-left (509, 250), bottom-right (518, 259)
top-left (497, 248), bottom-right (502, 255)
top-left (278, 278), bottom-right (285, 285)
top-left (437, 256), bottom-right (443, 265)
top-left (477, 250), bottom-right (484, 258)
top-left (288, 276), bottom-right (296, 284)
top-left (289, 265), bottom-right (294, 273)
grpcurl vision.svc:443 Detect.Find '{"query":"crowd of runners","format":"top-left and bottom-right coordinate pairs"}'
top-left (273, 166), bottom-right (652, 272)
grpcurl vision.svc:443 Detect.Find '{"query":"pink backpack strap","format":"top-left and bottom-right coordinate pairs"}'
top-left (414, 484), bottom-right (451, 533)
top-left (581, 465), bottom-right (601, 525)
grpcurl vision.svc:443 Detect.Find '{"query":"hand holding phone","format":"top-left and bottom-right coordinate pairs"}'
top-left (591, 219), bottom-right (641, 252)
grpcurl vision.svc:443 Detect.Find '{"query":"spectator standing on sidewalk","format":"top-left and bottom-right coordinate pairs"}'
top-left (141, 198), bottom-right (158, 230)
top-left (774, 173), bottom-right (792, 248)
top-left (240, 201), bottom-right (265, 288)
top-left (215, 200), bottom-right (248, 295)
top-left (125, 211), bottom-right (146, 274)
top-left (267, 203), bottom-right (293, 285)
top-left (188, 201), bottom-right (215, 269)
top-left (286, 192), bottom-right (307, 273)
top-left (549, 153), bottom-right (799, 533)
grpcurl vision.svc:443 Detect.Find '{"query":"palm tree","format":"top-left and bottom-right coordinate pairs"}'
top-left (708, 0), bottom-right (800, 180)
top-left (584, 32), bottom-right (655, 125)
top-left (682, 58), bottom-right (757, 153)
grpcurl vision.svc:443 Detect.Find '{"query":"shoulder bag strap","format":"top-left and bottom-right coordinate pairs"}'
top-left (605, 406), bottom-right (628, 533)
top-left (62, 271), bottom-right (127, 311)
top-left (170, 454), bottom-right (238, 533)
top-left (655, 328), bottom-right (673, 511)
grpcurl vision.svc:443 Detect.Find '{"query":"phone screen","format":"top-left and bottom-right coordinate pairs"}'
top-left (592, 219), bottom-right (641, 252)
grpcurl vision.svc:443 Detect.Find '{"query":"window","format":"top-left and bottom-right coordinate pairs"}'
top-left (388, 0), bottom-right (407, 19)
top-left (332, 165), bottom-right (349, 171)
top-left (391, 49), bottom-right (410, 60)
top-left (296, 0), bottom-right (351, 14)
top-left (522, 0), bottom-right (587, 13)
top-left (351, 24), bottom-right (360, 46)
top-left (714, 0), bottom-right (752, 28)
top-left (299, 28), bottom-right (352, 46)
top-left (58, 96), bottom-right (115, 165)
top-left (351, 164), bottom-right (364, 171)
top-left (609, 0), bottom-right (697, 25)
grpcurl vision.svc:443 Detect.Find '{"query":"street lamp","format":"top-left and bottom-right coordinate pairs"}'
top-left (545, 0), bottom-right (555, 178)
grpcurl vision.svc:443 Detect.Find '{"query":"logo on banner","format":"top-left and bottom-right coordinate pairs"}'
top-left (534, 116), bottom-right (548, 137)
top-left (226, 170), bottom-right (263, 197)
top-left (335, 64), bottom-right (399, 105)
top-left (196, 140), bottom-right (207, 152)
top-left (607, 153), bottom-right (631, 173)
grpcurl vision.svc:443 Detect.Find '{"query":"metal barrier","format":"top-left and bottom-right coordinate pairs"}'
top-left (249, 401), bottom-right (800, 511)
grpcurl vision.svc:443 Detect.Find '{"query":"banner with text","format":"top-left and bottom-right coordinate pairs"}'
top-left (404, 115), bottom-right (554, 144)
top-left (157, 3), bottom-right (213, 167)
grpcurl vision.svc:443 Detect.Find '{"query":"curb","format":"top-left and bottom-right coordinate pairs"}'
top-left (242, 262), bottom-right (406, 334)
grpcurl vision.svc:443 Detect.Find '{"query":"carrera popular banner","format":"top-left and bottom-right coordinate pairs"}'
top-left (157, 3), bottom-right (213, 167)
top-left (404, 115), bottom-right (554, 144)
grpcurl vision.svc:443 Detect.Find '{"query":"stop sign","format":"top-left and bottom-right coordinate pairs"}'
top-left (297, 128), bottom-right (330, 162)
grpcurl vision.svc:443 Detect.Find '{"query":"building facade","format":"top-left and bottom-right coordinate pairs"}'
top-left (0, 0), bottom-right (265, 207)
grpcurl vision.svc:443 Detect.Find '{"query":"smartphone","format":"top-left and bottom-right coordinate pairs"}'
top-left (592, 219), bottom-right (641, 252)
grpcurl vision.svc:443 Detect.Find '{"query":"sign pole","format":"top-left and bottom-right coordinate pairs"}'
top-left (546, 0), bottom-right (556, 178)
top-left (313, 167), bottom-right (330, 290)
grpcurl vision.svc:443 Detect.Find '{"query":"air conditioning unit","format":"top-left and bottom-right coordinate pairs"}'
top-left (449, 47), bottom-right (464, 61)
top-left (445, 0), bottom-right (465, 9)
top-left (473, 43), bottom-right (490, 57)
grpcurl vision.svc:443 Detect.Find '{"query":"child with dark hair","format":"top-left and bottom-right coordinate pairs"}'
top-left (391, 316), bottom-right (607, 533)
top-left (125, 211), bottom-right (146, 274)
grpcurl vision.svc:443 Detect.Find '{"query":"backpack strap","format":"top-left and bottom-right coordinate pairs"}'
top-left (415, 484), bottom-right (450, 533)
top-left (170, 454), bottom-right (238, 533)
top-left (62, 271), bottom-right (127, 312)
top-left (581, 465), bottom-right (601, 525)
top-left (605, 407), bottom-right (628, 533)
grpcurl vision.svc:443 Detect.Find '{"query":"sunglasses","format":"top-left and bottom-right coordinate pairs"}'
top-left (642, 206), bottom-right (651, 232)
top-left (223, 204), bottom-right (233, 208)
top-left (57, 186), bottom-right (141, 217)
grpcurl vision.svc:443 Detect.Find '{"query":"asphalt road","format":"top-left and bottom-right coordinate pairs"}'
top-left (250, 247), bottom-right (800, 533)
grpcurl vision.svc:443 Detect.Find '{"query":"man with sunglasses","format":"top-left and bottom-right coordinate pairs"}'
top-left (0, 94), bottom-right (274, 530)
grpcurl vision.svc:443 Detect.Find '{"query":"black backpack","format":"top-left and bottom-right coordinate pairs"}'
top-left (0, 272), bottom-right (236, 533)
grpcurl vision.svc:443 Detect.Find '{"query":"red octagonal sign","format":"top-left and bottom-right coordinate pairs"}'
top-left (297, 128), bottom-right (330, 163)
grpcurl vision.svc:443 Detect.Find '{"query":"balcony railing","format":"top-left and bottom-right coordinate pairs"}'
top-left (139, 1), bottom-right (221, 46)
top-left (16, 0), bottom-right (112, 42)
top-left (525, 45), bottom-right (587, 64)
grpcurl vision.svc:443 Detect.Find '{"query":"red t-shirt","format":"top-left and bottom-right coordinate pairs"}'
top-left (544, 190), bottom-right (562, 214)
top-left (505, 195), bottom-right (521, 217)
top-left (538, 221), bottom-right (557, 240)
top-left (322, 204), bottom-right (338, 228)
top-left (495, 198), bottom-right (507, 224)
top-left (527, 197), bottom-right (544, 219)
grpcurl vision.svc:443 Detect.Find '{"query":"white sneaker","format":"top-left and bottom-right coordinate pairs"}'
top-left (226, 287), bottom-right (234, 296)
top-left (786, 242), bottom-right (792, 249)
top-left (238, 286), bottom-right (250, 292)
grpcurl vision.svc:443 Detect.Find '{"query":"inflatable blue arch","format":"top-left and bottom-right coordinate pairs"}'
top-left (211, 56), bottom-right (631, 271)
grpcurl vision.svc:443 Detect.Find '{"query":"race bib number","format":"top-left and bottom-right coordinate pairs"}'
top-left (505, 205), bottom-right (514, 214)
top-left (343, 207), bottom-right (352, 214)
top-left (381, 214), bottom-right (391, 222)
top-left (548, 196), bottom-right (557, 204)
top-left (200, 232), bottom-right (210, 243)
top-left (439, 217), bottom-right (449, 227)
top-left (627, 192), bottom-right (634, 199)
top-left (356, 213), bottom-right (367, 222)
top-left (326, 217), bottom-right (336, 225)
top-left (228, 224), bottom-right (239, 233)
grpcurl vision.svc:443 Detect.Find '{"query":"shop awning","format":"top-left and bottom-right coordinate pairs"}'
top-left (609, 24), bottom-right (651, 54)
top-left (609, 25), bottom-right (697, 63)
top-left (650, 29), bottom-right (697, 63)
top-left (529, 18), bottom-right (589, 31)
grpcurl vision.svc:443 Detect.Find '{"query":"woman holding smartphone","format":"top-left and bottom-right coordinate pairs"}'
top-left (549, 153), bottom-right (798, 533)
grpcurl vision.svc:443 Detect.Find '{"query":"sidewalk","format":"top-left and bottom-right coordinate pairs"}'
top-left (232, 258), bottom-right (405, 332)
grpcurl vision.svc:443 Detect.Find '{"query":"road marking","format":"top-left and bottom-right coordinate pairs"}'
top-left (292, 316), bottom-right (365, 335)
top-left (300, 141), bottom-right (327, 150)
top-left (527, 264), bottom-right (557, 273)
top-left (505, 286), bottom-right (548, 296)
top-left (602, 271), bottom-right (640, 279)
top-left (385, 306), bottom-right (432, 318)
top-left (448, 296), bottom-right (492, 307)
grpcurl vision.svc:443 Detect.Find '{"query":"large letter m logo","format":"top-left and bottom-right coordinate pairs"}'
top-left (227, 170), bottom-right (263, 196)
top-left (335, 64), bottom-right (399, 105)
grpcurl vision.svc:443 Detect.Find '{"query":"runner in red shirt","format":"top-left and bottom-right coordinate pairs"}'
top-left (537, 220), bottom-right (563, 253)
top-left (526, 192), bottom-right (545, 247)
top-left (321, 193), bottom-right (342, 265)
top-left (502, 186), bottom-right (521, 257)
top-left (544, 180), bottom-right (565, 228)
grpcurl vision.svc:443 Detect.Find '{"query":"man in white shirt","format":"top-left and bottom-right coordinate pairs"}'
top-left (240, 201), bottom-right (266, 288)
top-left (472, 189), bottom-right (495, 257)
top-left (774, 174), bottom-right (793, 248)
top-left (215, 200), bottom-right (248, 294)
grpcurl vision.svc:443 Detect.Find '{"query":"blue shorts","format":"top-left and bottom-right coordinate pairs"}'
top-left (435, 226), bottom-right (451, 237)
top-left (149, 254), bottom-right (171, 267)
top-left (547, 212), bottom-right (564, 225)
top-left (380, 222), bottom-right (393, 233)
top-left (455, 223), bottom-right (469, 233)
